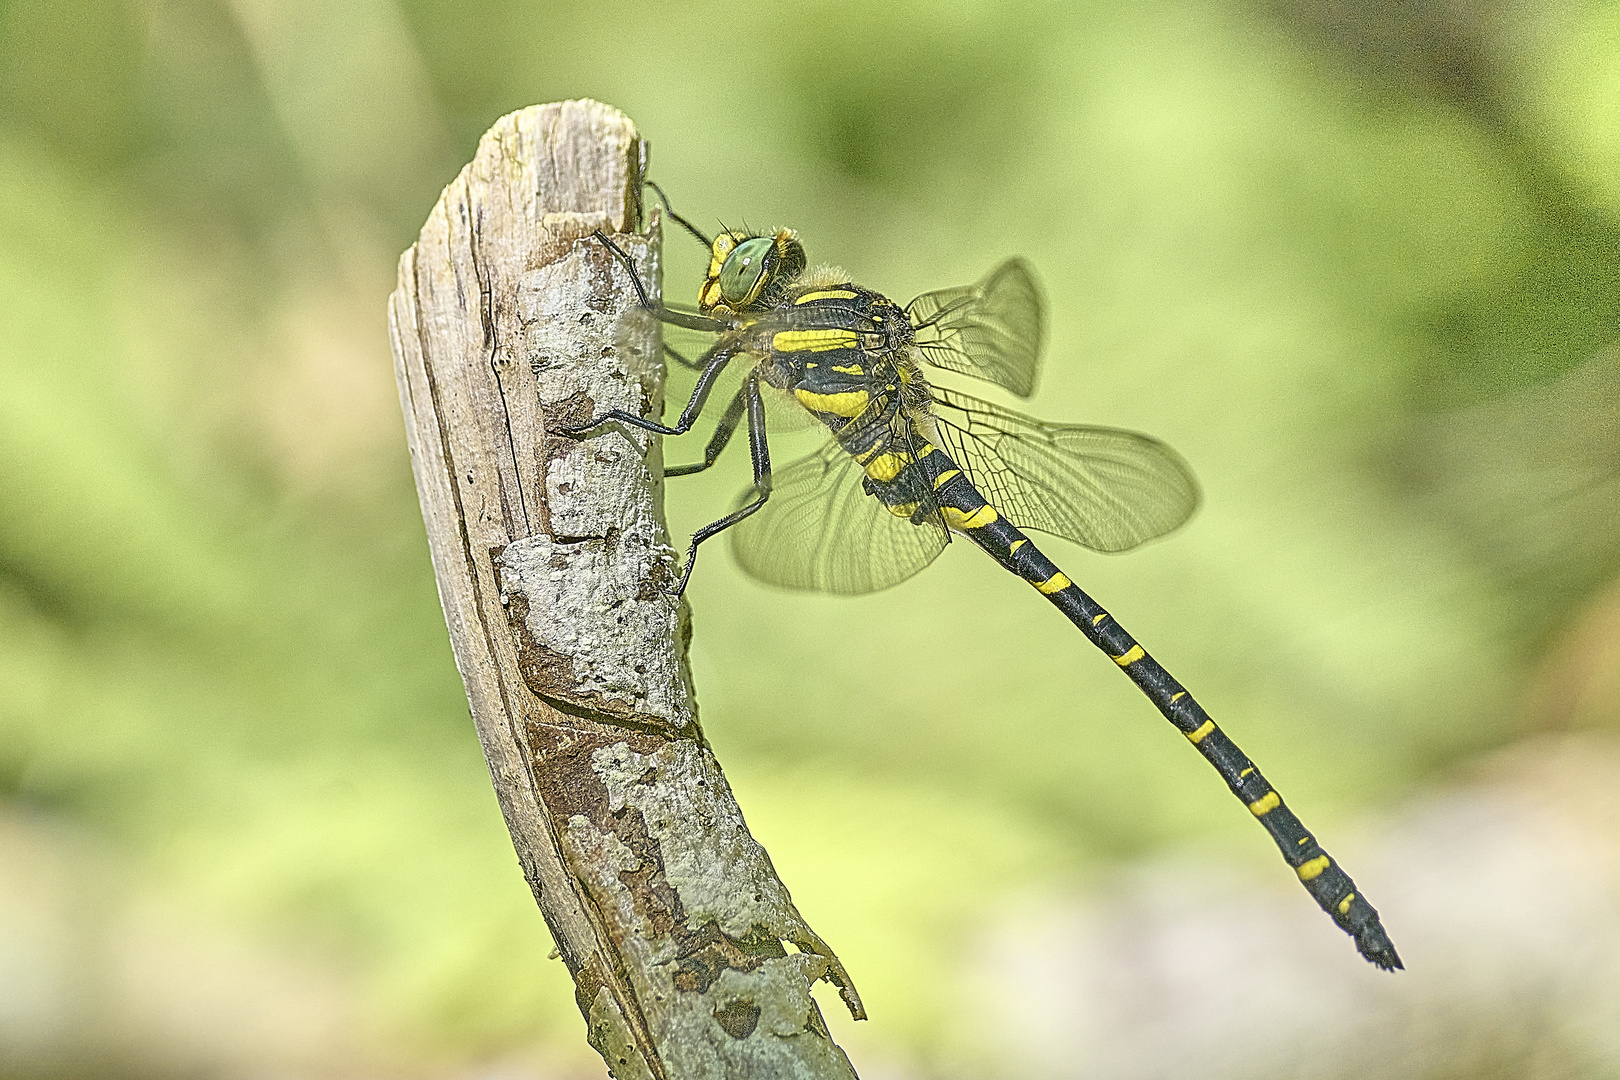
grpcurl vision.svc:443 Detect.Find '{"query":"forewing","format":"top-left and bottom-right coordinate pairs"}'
top-left (929, 387), bottom-right (1199, 552)
top-left (906, 258), bottom-right (1045, 398)
top-left (729, 438), bottom-right (949, 594)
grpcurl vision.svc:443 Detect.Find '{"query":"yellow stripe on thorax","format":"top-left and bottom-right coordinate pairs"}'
top-left (794, 388), bottom-right (869, 416)
top-left (774, 329), bottom-right (859, 353)
top-left (794, 289), bottom-right (859, 304)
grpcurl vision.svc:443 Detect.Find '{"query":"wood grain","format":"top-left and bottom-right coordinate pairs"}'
top-left (387, 100), bottom-right (862, 1079)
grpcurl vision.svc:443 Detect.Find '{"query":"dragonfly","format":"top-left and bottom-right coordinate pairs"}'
top-left (564, 191), bottom-right (1402, 971)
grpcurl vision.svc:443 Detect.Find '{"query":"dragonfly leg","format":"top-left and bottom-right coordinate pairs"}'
top-left (672, 373), bottom-right (772, 595)
top-left (591, 230), bottom-right (731, 333)
top-left (665, 343), bottom-right (701, 371)
top-left (592, 229), bottom-right (656, 310)
top-left (558, 342), bottom-right (737, 438)
top-left (666, 384), bottom-right (746, 477)
top-left (644, 180), bottom-right (713, 250)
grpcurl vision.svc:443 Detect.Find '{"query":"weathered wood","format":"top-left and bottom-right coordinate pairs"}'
top-left (387, 100), bottom-right (863, 1079)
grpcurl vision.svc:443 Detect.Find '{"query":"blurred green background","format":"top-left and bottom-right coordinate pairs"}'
top-left (4, 0), bottom-right (1620, 1077)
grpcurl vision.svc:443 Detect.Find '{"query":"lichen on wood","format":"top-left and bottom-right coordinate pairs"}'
top-left (387, 99), bottom-right (862, 1078)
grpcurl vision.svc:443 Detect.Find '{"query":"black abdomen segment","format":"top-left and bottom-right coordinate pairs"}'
top-left (922, 451), bottom-right (1402, 970)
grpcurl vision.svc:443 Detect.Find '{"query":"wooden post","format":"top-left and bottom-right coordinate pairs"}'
top-left (387, 100), bottom-right (863, 1079)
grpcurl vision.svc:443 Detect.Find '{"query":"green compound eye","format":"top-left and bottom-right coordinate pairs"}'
top-left (718, 236), bottom-right (774, 306)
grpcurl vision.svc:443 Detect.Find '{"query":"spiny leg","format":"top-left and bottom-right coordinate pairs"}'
top-left (593, 228), bottom-right (656, 309)
top-left (666, 342), bottom-right (702, 371)
top-left (558, 341), bottom-right (737, 439)
top-left (591, 229), bottom-right (731, 333)
top-left (673, 372), bottom-right (772, 595)
top-left (645, 179), bottom-right (713, 250)
top-left (563, 231), bottom-right (738, 437)
top-left (666, 384), bottom-right (747, 478)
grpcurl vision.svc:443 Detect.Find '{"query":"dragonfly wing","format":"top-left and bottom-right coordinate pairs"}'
top-left (929, 386), bottom-right (1200, 552)
top-left (729, 437), bottom-right (949, 594)
top-left (906, 258), bottom-right (1045, 398)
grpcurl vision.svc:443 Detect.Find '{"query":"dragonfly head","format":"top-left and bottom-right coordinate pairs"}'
top-left (699, 229), bottom-right (806, 315)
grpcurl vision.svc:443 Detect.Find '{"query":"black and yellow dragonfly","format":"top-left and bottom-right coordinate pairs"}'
top-left (566, 198), bottom-right (1401, 971)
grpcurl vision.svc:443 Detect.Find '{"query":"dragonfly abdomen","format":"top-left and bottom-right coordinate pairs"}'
top-left (920, 452), bottom-right (1404, 971)
top-left (846, 431), bottom-right (975, 526)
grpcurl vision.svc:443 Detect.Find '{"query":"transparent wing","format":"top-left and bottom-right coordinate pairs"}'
top-left (653, 315), bottom-right (720, 373)
top-left (929, 386), bottom-right (1200, 552)
top-left (610, 304), bottom-right (669, 381)
top-left (905, 258), bottom-right (1045, 398)
top-left (729, 438), bottom-right (950, 594)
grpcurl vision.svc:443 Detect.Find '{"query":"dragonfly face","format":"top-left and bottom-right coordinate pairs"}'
top-left (694, 231), bottom-right (919, 406)
top-left (699, 229), bottom-right (807, 315)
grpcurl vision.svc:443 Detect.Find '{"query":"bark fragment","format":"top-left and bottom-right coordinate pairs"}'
top-left (387, 99), bottom-right (863, 1078)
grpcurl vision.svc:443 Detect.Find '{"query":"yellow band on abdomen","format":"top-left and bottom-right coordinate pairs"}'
top-left (1033, 572), bottom-right (1071, 595)
top-left (1112, 644), bottom-right (1145, 667)
top-left (1297, 856), bottom-right (1331, 881)
top-left (1248, 791), bottom-right (1281, 816)
top-left (942, 505), bottom-right (998, 530)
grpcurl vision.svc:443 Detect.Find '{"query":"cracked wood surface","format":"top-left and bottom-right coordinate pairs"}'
top-left (386, 100), bottom-right (862, 1079)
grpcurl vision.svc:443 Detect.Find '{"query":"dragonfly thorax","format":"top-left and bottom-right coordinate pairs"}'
top-left (758, 282), bottom-right (916, 401)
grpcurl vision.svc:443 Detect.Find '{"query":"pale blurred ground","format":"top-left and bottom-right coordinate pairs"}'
top-left (2, 0), bottom-right (1619, 1077)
